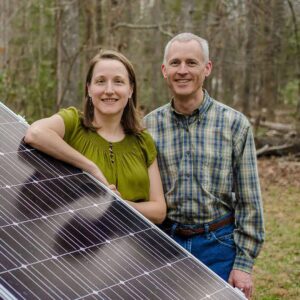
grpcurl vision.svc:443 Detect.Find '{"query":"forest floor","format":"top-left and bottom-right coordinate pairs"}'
top-left (253, 157), bottom-right (300, 300)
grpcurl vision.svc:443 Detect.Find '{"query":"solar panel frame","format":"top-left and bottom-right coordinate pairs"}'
top-left (0, 101), bottom-right (246, 300)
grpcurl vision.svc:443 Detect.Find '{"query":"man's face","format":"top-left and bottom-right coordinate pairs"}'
top-left (162, 40), bottom-right (212, 101)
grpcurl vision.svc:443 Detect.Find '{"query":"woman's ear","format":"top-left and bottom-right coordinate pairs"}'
top-left (86, 84), bottom-right (91, 97)
top-left (129, 85), bottom-right (133, 99)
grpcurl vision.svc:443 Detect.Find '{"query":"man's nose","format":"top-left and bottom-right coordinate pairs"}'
top-left (177, 63), bottom-right (188, 74)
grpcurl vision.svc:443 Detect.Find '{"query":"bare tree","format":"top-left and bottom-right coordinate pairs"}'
top-left (56, 0), bottom-right (81, 110)
top-left (181, 0), bottom-right (195, 32)
top-left (287, 0), bottom-right (300, 119)
top-left (258, 1), bottom-right (284, 119)
top-left (0, 0), bottom-right (10, 70)
top-left (242, 0), bottom-right (257, 116)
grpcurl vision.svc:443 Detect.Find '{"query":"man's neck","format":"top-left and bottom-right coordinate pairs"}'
top-left (173, 89), bottom-right (204, 115)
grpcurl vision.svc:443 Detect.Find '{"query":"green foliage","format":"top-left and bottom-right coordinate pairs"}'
top-left (169, 0), bottom-right (182, 14)
top-left (26, 59), bottom-right (56, 119)
top-left (0, 72), bottom-right (6, 99)
top-left (3, 0), bottom-right (57, 121)
top-left (280, 79), bottom-right (299, 106)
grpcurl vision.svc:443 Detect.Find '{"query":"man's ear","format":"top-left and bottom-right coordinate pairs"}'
top-left (161, 64), bottom-right (167, 79)
top-left (204, 61), bottom-right (212, 77)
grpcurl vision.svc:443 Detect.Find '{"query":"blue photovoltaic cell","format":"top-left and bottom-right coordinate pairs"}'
top-left (0, 102), bottom-right (246, 300)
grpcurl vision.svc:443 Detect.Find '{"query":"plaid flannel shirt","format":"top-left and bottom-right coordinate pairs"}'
top-left (144, 90), bottom-right (265, 273)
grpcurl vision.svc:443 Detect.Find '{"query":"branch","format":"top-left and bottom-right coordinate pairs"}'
top-left (112, 22), bottom-right (173, 37)
top-left (250, 118), bottom-right (295, 132)
top-left (256, 143), bottom-right (294, 156)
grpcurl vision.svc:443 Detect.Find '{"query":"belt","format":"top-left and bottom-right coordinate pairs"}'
top-left (161, 215), bottom-right (234, 237)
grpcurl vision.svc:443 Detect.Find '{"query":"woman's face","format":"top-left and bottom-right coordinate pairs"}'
top-left (87, 59), bottom-right (133, 119)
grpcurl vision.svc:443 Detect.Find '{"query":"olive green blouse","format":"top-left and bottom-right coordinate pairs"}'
top-left (58, 107), bottom-right (157, 202)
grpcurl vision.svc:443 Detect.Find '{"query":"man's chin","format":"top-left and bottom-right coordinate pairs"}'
top-left (172, 89), bottom-right (192, 98)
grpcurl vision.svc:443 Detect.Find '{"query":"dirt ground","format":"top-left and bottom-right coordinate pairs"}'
top-left (258, 157), bottom-right (300, 189)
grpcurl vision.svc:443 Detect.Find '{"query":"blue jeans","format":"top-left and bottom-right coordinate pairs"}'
top-left (166, 215), bottom-right (236, 281)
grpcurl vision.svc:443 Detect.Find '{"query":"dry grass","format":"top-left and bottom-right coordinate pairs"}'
top-left (252, 158), bottom-right (300, 299)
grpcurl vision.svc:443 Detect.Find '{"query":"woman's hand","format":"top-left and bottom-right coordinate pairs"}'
top-left (87, 163), bottom-right (109, 186)
top-left (108, 184), bottom-right (121, 197)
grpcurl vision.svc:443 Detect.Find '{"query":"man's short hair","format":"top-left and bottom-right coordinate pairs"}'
top-left (163, 33), bottom-right (209, 64)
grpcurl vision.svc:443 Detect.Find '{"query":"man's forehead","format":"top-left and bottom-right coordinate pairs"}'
top-left (167, 40), bottom-right (203, 60)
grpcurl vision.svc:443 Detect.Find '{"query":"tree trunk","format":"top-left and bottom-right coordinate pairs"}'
top-left (56, 0), bottom-right (81, 110)
top-left (242, 1), bottom-right (257, 116)
top-left (181, 0), bottom-right (195, 32)
top-left (0, 0), bottom-right (10, 70)
top-left (259, 1), bottom-right (284, 120)
top-left (287, 0), bottom-right (300, 123)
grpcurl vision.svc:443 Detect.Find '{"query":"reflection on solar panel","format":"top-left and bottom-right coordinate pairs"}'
top-left (0, 102), bottom-right (246, 300)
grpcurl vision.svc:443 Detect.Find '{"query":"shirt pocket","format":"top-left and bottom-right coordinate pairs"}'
top-left (202, 150), bottom-right (233, 194)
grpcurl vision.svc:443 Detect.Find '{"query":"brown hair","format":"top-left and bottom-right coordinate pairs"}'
top-left (83, 49), bottom-right (143, 134)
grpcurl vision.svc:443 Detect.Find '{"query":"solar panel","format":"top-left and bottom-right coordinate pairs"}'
top-left (0, 101), bottom-right (246, 300)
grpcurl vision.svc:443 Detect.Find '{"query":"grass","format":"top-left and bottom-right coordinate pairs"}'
top-left (252, 159), bottom-right (300, 299)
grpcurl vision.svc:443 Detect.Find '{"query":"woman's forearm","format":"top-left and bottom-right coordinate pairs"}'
top-left (125, 200), bottom-right (166, 224)
top-left (24, 124), bottom-right (108, 185)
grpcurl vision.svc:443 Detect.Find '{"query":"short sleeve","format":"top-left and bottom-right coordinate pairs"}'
top-left (57, 107), bottom-right (81, 143)
top-left (137, 130), bottom-right (157, 167)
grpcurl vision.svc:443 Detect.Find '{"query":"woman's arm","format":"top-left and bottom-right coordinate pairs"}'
top-left (24, 114), bottom-right (109, 185)
top-left (126, 158), bottom-right (167, 224)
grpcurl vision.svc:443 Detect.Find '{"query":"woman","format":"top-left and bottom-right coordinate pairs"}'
top-left (24, 50), bottom-right (166, 224)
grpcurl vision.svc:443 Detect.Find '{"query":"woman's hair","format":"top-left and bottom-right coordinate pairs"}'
top-left (83, 49), bottom-right (143, 134)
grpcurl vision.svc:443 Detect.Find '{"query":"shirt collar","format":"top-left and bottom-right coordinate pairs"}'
top-left (169, 89), bottom-right (213, 120)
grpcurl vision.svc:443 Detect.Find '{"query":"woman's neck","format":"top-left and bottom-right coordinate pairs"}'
top-left (93, 114), bottom-right (125, 142)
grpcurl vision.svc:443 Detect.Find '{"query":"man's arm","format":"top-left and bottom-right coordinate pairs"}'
top-left (230, 122), bottom-right (265, 298)
top-left (233, 124), bottom-right (265, 271)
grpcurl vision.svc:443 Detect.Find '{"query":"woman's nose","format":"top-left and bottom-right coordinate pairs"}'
top-left (104, 81), bottom-right (114, 94)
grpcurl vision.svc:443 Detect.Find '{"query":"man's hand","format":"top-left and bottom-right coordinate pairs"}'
top-left (228, 269), bottom-right (253, 299)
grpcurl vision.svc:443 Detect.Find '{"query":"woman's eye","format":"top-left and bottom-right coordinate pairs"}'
top-left (115, 79), bottom-right (124, 84)
top-left (96, 79), bottom-right (105, 84)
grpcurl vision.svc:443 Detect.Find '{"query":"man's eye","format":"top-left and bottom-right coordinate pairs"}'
top-left (170, 61), bottom-right (179, 66)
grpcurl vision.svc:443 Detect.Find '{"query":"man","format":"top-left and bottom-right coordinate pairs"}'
top-left (144, 33), bottom-right (265, 299)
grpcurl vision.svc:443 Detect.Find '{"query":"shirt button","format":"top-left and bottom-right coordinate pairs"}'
top-left (186, 173), bottom-right (190, 178)
top-left (186, 151), bottom-right (190, 156)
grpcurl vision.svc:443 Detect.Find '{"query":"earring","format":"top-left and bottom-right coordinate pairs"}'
top-left (88, 96), bottom-right (94, 108)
